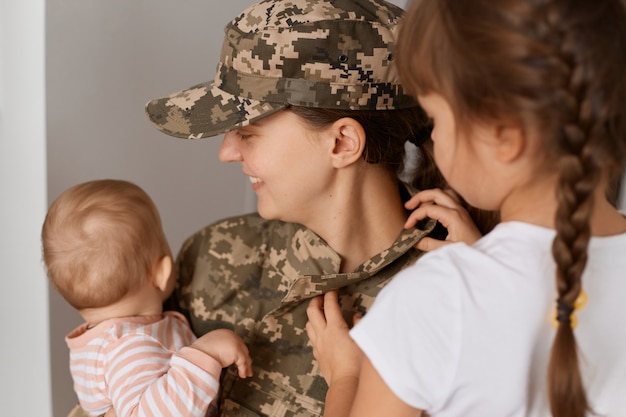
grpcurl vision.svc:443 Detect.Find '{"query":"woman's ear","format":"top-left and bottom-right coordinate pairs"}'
top-left (329, 118), bottom-right (366, 168)
top-left (152, 255), bottom-right (173, 292)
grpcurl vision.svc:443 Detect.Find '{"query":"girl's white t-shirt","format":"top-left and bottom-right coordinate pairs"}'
top-left (351, 221), bottom-right (626, 417)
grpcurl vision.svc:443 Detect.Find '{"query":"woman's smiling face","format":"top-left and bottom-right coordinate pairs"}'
top-left (219, 110), bottom-right (333, 223)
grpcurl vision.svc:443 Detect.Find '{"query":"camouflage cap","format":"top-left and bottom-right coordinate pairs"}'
top-left (145, 0), bottom-right (418, 139)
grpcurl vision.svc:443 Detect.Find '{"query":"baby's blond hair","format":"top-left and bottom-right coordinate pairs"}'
top-left (42, 179), bottom-right (171, 310)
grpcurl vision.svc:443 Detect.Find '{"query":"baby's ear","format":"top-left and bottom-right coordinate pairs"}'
top-left (153, 256), bottom-right (173, 292)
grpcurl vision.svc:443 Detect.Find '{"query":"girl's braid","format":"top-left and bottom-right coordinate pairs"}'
top-left (544, 1), bottom-right (606, 415)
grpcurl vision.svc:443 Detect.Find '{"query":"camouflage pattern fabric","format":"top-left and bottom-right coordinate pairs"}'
top-left (174, 196), bottom-right (436, 416)
top-left (145, 0), bottom-right (418, 139)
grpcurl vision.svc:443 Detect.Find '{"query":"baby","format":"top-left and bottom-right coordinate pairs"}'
top-left (42, 179), bottom-right (252, 417)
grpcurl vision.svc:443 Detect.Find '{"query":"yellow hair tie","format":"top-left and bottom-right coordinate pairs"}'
top-left (551, 289), bottom-right (587, 329)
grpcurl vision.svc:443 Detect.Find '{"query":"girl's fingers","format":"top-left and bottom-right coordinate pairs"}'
top-left (404, 188), bottom-right (459, 210)
top-left (321, 291), bottom-right (345, 326)
top-left (306, 295), bottom-right (326, 327)
top-left (404, 208), bottom-right (426, 229)
top-left (305, 321), bottom-right (317, 346)
top-left (405, 204), bottom-right (457, 229)
top-left (305, 296), bottom-right (324, 345)
top-left (415, 237), bottom-right (448, 252)
top-left (306, 291), bottom-right (350, 343)
top-left (420, 204), bottom-right (458, 229)
top-left (407, 200), bottom-right (482, 247)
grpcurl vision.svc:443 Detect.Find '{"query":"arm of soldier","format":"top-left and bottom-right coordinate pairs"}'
top-left (404, 188), bottom-right (481, 251)
top-left (190, 328), bottom-right (253, 379)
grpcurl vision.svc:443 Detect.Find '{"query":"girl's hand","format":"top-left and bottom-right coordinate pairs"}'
top-left (306, 291), bottom-right (363, 385)
top-left (405, 188), bottom-right (482, 251)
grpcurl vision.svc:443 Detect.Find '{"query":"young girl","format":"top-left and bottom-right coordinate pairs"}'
top-left (306, 0), bottom-right (626, 416)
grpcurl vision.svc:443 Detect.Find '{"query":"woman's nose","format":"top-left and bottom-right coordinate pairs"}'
top-left (219, 131), bottom-right (242, 162)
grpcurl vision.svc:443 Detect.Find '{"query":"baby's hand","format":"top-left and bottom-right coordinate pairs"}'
top-left (405, 188), bottom-right (482, 251)
top-left (191, 329), bottom-right (253, 379)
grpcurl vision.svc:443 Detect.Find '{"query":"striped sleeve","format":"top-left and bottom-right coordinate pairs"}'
top-left (69, 338), bottom-right (111, 416)
top-left (103, 333), bottom-right (222, 417)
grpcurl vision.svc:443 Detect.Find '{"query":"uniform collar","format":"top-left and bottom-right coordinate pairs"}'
top-left (279, 219), bottom-right (436, 305)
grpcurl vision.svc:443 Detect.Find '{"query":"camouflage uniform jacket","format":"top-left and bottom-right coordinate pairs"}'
top-left (174, 200), bottom-right (437, 417)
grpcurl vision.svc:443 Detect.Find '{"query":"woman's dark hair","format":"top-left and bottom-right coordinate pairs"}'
top-left (288, 105), bottom-right (430, 174)
top-left (397, 0), bottom-right (626, 416)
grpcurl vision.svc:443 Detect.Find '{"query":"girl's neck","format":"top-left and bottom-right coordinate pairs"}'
top-left (499, 181), bottom-right (558, 228)
top-left (304, 167), bottom-right (408, 273)
top-left (500, 175), bottom-right (626, 236)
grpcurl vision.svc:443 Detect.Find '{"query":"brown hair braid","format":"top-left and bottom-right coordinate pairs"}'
top-left (546, 3), bottom-right (605, 415)
top-left (397, 0), bottom-right (626, 415)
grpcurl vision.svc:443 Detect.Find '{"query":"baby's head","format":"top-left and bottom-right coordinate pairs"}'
top-left (42, 179), bottom-right (172, 310)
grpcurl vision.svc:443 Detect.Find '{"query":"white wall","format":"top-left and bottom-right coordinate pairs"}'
top-left (0, 0), bottom-right (52, 416)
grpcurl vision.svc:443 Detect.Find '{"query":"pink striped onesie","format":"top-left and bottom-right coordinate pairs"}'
top-left (65, 311), bottom-right (221, 417)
